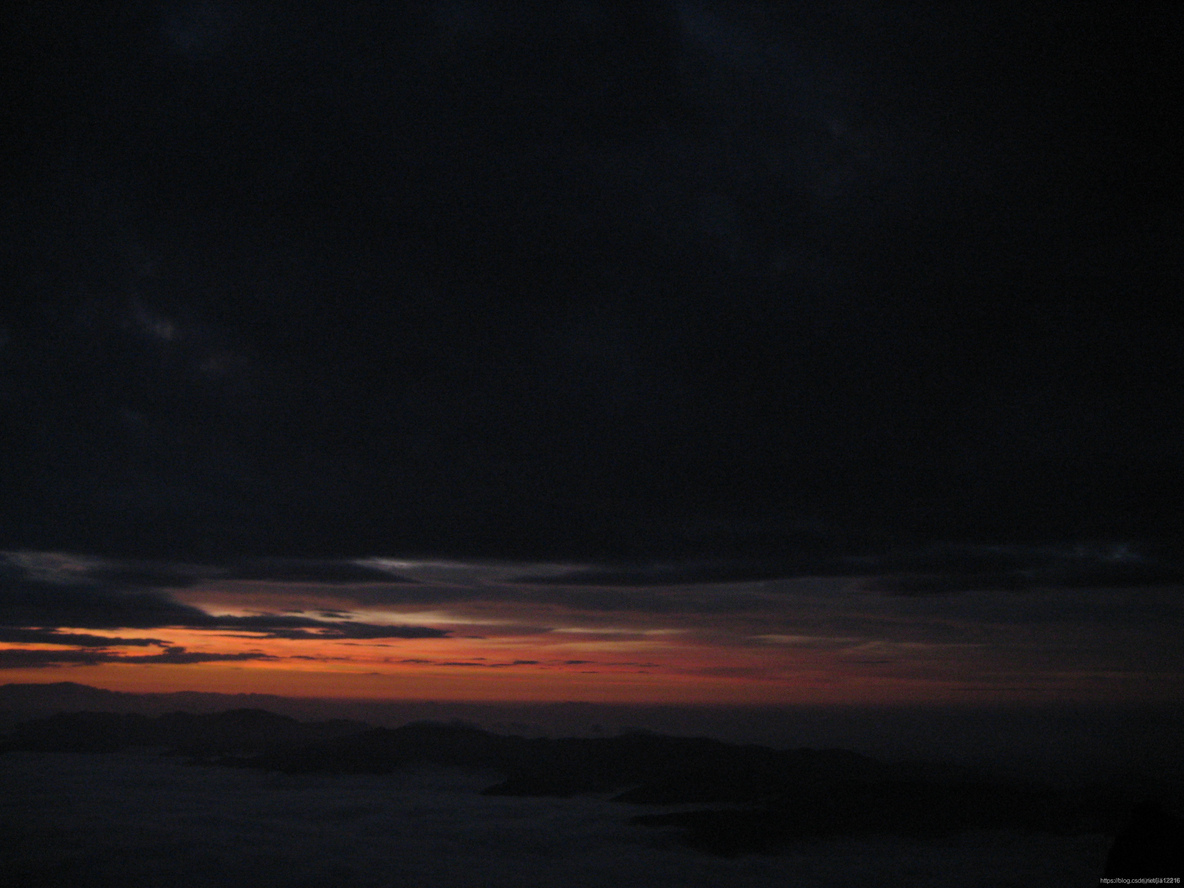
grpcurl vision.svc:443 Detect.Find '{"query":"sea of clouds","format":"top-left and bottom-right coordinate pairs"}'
top-left (1, 751), bottom-right (1111, 887)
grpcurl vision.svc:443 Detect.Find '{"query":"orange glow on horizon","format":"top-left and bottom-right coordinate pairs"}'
top-left (4, 627), bottom-right (1176, 706)
top-left (5, 575), bottom-right (1181, 708)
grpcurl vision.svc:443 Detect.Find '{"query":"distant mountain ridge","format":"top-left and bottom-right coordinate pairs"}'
top-left (0, 700), bottom-right (1141, 857)
top-left (0, 681), bottom-right (317, 725)
top-left (217, 720), bottom-right (1130, 853)
top-left (0, 707), bottom-right (370, 755)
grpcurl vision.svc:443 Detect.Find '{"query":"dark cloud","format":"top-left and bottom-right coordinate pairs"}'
top-left (433, 662), bottom-right (490, 668)
top-left (81, 564), bottom-right (207, 589)
top-left (1049, 559), bottom-right (1184, 589)
top-left (1, 1), bottom-right (1178, 564)
top-left (224, 559), bottom-right (416, 584)
top-left (865, 574), bottom-right (1031, 597)
top-left (863, 545), bottom-right (1184, 596)
top-left (512, 559), bottom-right (841, 587)
top-left (280, 575), bottom-right (776, 617)
top-left (74, 558), bottom-right (414, 589)
top-left (0, 577), bottom-right (219, 630)
top-left (232, 623), bottom-right (448, 641)
top-left (395, 658), bottom-right (555, 670)
top-left (0, 649), bottom-right (111, 668)
top-left (0, 628), bottom-right (169, 647)
top-left (513, 584), bottom-right (775, 615)
top-left (289, 655), bottom-right (351, 662)
top-left (517, 544), bottom-right (1184, 594)
top-left (0, 558), bottom-right (448, 639)
top-left (0, 646), bottom-right (273, 669)
top-left (135, 646), bottom-right (275, 665)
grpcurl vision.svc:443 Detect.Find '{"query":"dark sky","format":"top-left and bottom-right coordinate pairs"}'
top-left (3, 0), bottom-right (1181, 572)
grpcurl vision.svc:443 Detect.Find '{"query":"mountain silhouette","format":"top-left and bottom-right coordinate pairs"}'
top-left (0, 698), bottom-right (1147, 859)
top-left (0, 708), bottom-right (369, 756)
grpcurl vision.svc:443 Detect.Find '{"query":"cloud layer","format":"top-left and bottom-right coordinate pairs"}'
top-left (0, 751), bottom-right (1112, 888)
top-left (2, 0), bottom-right (1179, 563)
top-left (1, 549), bottom-right (1180, 706)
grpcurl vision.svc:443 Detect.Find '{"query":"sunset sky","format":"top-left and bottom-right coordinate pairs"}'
top-left (3, 547), bottom-right (1181, 706)
top-left (2, 1), bottom-right (1180, 708)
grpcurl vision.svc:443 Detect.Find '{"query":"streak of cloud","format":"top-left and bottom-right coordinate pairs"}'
top-left (1, 556), bottom-right (450, 641)
top-left (0, 628), bottom-right (170, 647)
top-left (0, 646), bottom-right (274, 669)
